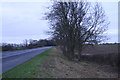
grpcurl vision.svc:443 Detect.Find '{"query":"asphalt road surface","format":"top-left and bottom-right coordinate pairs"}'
top-left (1, 46), bottom-right (52, 73)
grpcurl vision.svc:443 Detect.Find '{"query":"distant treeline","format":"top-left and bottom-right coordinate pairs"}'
top-left (1, 39), bottom-right (56, 51)
top-left (87, 42), bottom-right (120, 45)
top-left (100, 43), bottom-right (120, 45)
top-left (1, 40), bottom-right (119, 52)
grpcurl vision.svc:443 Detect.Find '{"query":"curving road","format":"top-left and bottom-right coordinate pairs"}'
top-left (1, 46), bottom-right (52, 73)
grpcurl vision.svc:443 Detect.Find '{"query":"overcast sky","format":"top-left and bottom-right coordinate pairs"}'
top-left (1, 1), bottom-right (118, 44)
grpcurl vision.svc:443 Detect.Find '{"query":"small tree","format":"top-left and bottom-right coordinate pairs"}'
top-left (46, 1), bottom-right (109, 60)
top-left (23, 39), bottom-right (29, 47)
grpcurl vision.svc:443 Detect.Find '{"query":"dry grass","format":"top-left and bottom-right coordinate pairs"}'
top-left (37, 47), bottom-right (118, 78)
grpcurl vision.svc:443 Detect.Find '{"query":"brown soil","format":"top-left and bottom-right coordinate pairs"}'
top-left (82, 44), bottom-right (118, 54)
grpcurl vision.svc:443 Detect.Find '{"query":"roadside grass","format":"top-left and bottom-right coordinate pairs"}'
top-left (2, 48), bottom-right (53, 78)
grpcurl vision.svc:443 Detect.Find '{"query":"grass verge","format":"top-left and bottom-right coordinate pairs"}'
top-left (2, 48), bottom-right (53, 78)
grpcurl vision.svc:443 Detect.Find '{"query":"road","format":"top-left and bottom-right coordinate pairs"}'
top-left (1, 46), bottom-right (52, 73)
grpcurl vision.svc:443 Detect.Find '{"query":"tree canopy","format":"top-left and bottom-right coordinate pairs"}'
top-left (46, 1), bottom-right (109, 60)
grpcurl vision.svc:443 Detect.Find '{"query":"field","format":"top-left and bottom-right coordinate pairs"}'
top-left (2, 44), bottom-right (118, 78)
top-left (82, 44), bottom-right (118, 54)
top-left (81, 44), bottom-right (118, 67)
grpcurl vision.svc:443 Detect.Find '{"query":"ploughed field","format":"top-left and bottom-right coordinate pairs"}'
top-left (82, 44), bottom-right (118, 54)
top-left (81, 44), bottom-right (118, 68)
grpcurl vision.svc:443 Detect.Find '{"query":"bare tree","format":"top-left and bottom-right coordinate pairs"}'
top-left (46, 1), bottom-right (109, 60)
top-left (23, 39), bottom-right (29, 47)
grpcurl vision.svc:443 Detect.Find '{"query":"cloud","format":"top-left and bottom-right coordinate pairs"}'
top-left (2, 2), bottom-right (51, 43)
top-left (1, 0), bottom-right (119, 2)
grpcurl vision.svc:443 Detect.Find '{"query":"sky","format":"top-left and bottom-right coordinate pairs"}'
top-left (0, 1), bottom-right (118, 44)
